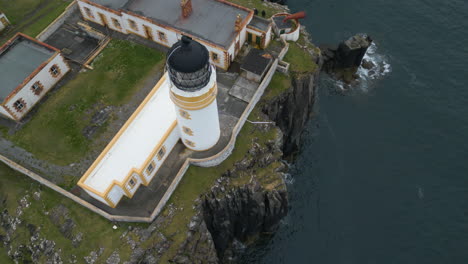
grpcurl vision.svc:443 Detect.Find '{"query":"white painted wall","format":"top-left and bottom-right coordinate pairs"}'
top-left (143, 127), bottom-right (181, 182)
top-left (126, 172), bottom-right (142, 196)
top-left (77, 1), bottom-right (126, 33)
top-left (171, 69), bottom-right (221, 151)
top-left (265, 26), bottom-right (273, 47)
top-left (0, 13), bottom-right (9, 31)
top-left (0, 106), bottom-right (13, 119)
top-left (108, 185), bottom-right (126, 206)
top-left (84, 188), bottom-right (109, 205)
top-left (77, 0), bottom-right (232, 69)
top-left (4, 53), bottom-right (70, 121)
top-left (281, 23), bottom-right (300, 42)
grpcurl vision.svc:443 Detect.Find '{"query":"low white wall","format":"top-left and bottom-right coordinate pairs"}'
top-left (37, 1), bottom-right (78, 41)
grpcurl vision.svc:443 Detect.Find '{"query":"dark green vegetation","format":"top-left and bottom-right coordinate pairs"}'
top-left (0, 163), bottom-right (134, 262)
top-left (0, 0), bottom-right (71, 43)
top-left (6, 40), bottom-right (165, 165)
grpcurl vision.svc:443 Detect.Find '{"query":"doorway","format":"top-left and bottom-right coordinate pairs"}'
top-left (143, 25), bottom-right (153, 41)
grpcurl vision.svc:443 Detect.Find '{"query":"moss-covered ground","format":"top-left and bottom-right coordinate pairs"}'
top-left (4, 40), bottom-right (165, 165)
top-left (0, 162), bottom-right (134, 263)
top-left (0, 0), bottom-right (71, 43)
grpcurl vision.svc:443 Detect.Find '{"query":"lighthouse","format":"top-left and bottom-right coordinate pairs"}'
top-left (167, 36), bottom-right (221, 151)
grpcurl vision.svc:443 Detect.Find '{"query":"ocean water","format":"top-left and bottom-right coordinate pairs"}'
top-left (244, 0), bottom-right (468, 263)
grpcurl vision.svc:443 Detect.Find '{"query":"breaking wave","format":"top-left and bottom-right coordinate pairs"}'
top-left (355, 42), bottom-right (392, 91)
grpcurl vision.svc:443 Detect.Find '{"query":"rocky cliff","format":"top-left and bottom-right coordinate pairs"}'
top-left (171, 53), bottom-right (321, 262)
top-left (263, 70), bottom-right (321, 158)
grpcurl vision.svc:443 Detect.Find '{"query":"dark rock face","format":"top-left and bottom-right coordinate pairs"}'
top-left (202, 183), bottom-right (288, 262)
top-left (321, 34), bottom-right (372, 83)
top-left (263, 69), bottom-right (321, 158)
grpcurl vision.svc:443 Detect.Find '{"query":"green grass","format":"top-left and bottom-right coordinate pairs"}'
top-left (228, 0), bottom-right (281, 18)
top-left (0, 0), bottom-right (71, 42)
top-left (284, 40), bottom-right (318, 73)
top-left (7, 40), bottom-right (165, 165)
top-left (0, 162), bottom-right (133, 263)
top-left (263, 72), bottom-right (292, 101)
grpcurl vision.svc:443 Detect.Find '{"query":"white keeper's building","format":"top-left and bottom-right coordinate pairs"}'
top-left (76, 0), bottom-right (273, 70)
top-left (0, 12), bottom-right (9, 32)
top-left (79, 37), bottom-right (221, 207)
top-left (0, 33), bottom-right (70, 121)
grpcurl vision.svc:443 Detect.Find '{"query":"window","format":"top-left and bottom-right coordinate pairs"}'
top-left (13, 99), bottom-right (26, 112)
top-left (146, 161), bottom-right (156, 174)
top-left (31, 81), bottom-right (44, 95)
top-left (112, 18), bottom-right (121, 29)
top-left (158, 31), bottom-right (167, 42)
top-left (211, 52), bottom-right (219, 63)
top-left (84, 7), bottom-right (94, 19)
top-left (179, 109), bottom-right (191, 120)
top-left (128, 19), bottom-right (138, 31)
top-left (185, 139), bottom-right (195, 148)
top-left (49, 65), bottom-right (61, 78)
top-left (182, 126), bottom-right (193, 136)
top-left (157, 146), bottom-right (166, 160)
top-left (128, 176), bottom-right (137, 188)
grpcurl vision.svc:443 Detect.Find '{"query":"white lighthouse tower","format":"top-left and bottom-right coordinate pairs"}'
top-left (167, 36), bottom-right (220, 151)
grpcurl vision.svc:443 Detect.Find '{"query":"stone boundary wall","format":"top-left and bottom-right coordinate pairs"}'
top-left (36, 1), bottom-right (78, 42)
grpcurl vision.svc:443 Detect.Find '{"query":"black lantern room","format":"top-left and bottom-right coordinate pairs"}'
top-left (167, 36), bottom-right (212, 92)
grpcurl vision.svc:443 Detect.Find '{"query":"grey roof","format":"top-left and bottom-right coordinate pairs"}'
top-left (240, 48), bottom-right (272, 76)
top-left (120, 0), bottom-right (250, 48)
top-left (90, 0), bottom-right (129, 9)
top-left (272, 15), bottom-right (294, 30)
top-left (0, 37), bottom-right (55, 101)
top-left (248, 16), bottom-right (270, 32)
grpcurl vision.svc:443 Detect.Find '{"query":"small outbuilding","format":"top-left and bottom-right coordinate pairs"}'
top-left (0, 33), bottom-right (70, 121)
top-left (0, 12), bottom-right (9, 32)
top-left (246, 16), bottom-right (273, 49)
top-left (240, 48), bottom-right (273, 83)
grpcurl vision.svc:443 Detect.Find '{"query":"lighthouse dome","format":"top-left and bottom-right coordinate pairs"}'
top-left (167, 36), bottom-right (211, 91)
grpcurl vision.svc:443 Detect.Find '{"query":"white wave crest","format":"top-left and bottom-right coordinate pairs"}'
top-left (355, 42), bottom-right (392, 91)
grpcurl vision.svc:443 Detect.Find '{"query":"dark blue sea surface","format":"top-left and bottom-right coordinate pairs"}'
top-left (244, 0), bottom-right (468, 263)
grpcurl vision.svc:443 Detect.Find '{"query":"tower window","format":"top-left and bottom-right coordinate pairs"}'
top-left (49, 65), bottom-right (61, 78)
top-left (128, 19), bottom-right (138, 31)
top-left (13, 99), bottom-right (26, 112)
top-left (182, 126), bottom-right (193, 136)
top-left (157, 146), bottom-right (166, 160)
top-left (211, 52), bottom-right (219, 63)
top-left (185, 139), bottom-right (195, 148)
top-left (84, 7), bottom-right (94, 19)
top-left (179, 109), bottom-right (191, 120)
top-left (158, 31), bottom-right (167, 42)
top-left (146, 161), bottom-right (156, 174)
top-left (31, 81), bottom-right (44, 95)
top-left (112, 18), bottom-right (121, 29)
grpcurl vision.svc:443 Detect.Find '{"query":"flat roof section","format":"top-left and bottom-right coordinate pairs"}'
top-left (241, 48), bottom-right (272, 76)
top-left (248, 16), bottom-right (270, 32)
top-left (82, 75), bottom-right (178, 193)
top-left (124, 0), bottom-right (251, 48)
top-left (90, 0), bottom-right (129, 9)
top-left (0, 35), bottom-right (56, 102)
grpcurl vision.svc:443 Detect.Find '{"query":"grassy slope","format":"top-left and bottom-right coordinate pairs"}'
top-left (0, 162), bottom-right (133, 262)
top-left (0, 0), bottom-right (71, 42)
top-left (7, 40), bottom-right (165, 165)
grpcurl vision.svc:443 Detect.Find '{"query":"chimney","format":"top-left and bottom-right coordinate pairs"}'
top-left (181, 0), bottom-right (192, 18)
top-left (234, 14), bottom-right (242, 32)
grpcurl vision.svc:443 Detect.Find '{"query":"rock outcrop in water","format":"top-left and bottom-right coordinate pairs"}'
top-left (321, 34), bottom-right (373, 84)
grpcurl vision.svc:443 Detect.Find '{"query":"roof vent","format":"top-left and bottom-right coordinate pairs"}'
top-left (181, 0), bottom-right (193, 18)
